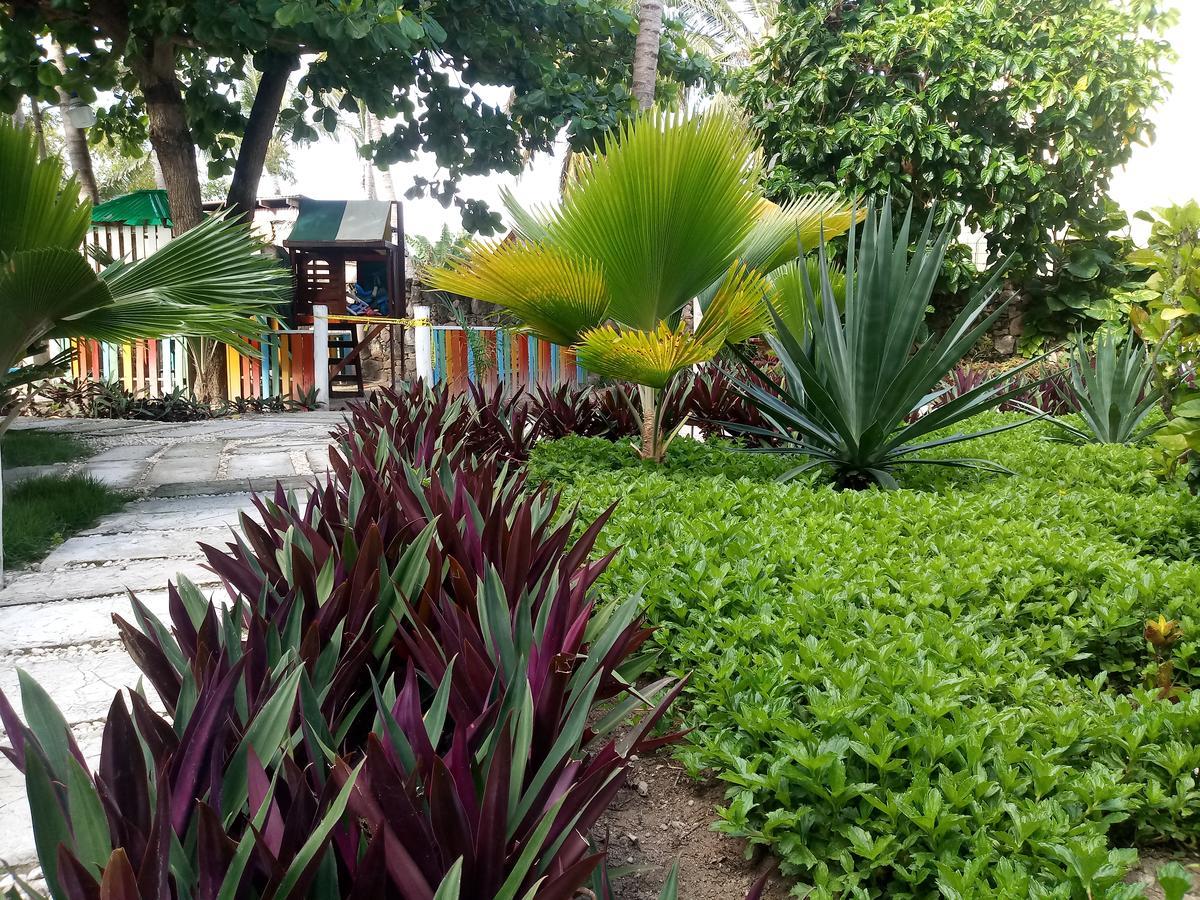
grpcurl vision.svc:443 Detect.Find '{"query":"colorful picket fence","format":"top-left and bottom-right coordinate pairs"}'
top-left (224, 326), bottom-right (317, 401)
top-left (430, 327), bottom-right (586, 395)
top-left (68, 337), bottom-right (190, 394)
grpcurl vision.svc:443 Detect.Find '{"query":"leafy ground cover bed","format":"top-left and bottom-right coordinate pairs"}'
top-left (530, 414), bottom-right (1200, 898)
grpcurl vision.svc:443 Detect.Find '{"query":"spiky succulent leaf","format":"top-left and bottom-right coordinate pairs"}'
top-left (1052, 329), bottom-right (1162, 444)
top-left (766, 256), bottom-right (846, 342)
top-left (730, 198), bottom-right (1041, 487)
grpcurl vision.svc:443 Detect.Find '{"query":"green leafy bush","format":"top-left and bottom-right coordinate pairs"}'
top-left (529, 418), bottom-right (1200, 898)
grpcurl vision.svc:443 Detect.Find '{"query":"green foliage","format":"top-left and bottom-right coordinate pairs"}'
top-left (432, 106), bottom-right (855, 459)
top-left (0, 0), bottom-right (711, 232)
top-left (734, 0), bottom-right (1174, 277)
top-left (0, 119), bottom-right (291, 408)
top-left (1021, 200), bottom-right (1149, 347)
top-left (2, 473), bottom-right (128, 568)
top-left (1045, 331), bottom-right (1162, 445)
top-left (1125, 202), bottom-right (1200, 483)
top-left (529, 419), bottom-right (1200, 897)
top-left (731, 199), bottom-right (1038, 488)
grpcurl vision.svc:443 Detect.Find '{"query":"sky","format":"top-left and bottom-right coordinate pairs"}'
top-left (290, 5), bottom-right (1200, 243)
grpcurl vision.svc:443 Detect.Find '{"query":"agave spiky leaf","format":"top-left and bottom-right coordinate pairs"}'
top-left (729, 198), bottom-right (1043, 488)
top-left (1047, 330), bottom-right (1162, 444)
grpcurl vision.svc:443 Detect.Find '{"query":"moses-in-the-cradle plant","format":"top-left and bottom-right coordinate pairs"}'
top-left (0, 386), bottom-right (709, 900)
top-left (727, 198), bottom-right (1044, 489)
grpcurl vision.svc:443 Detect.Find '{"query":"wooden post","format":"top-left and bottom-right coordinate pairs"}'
top-left (414, 304), bottom-right (432, 384)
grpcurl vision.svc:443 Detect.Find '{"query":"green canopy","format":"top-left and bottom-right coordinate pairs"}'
top-left (91, 189), bottom-right (172, 227)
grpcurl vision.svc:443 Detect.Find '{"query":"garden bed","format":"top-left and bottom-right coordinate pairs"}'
top-left (530, 414), bottom-right (1200, 896)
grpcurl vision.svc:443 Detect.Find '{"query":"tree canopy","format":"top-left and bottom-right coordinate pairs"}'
top-left (1, 0), bottom-right (711, 232)
top-left (734, 0), bottom-right (1174, 275)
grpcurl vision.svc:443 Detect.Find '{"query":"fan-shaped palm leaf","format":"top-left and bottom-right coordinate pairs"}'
top-left (539, 106), bottom-right (764, 330)
top-left (429, 240), bottom-right (609, 345)
top-left (0, 119), bottom-right (91, 255)
top-left (576, 321), bottom-right (718, 388)
top-left (1, 118), bottom-right (291, 386)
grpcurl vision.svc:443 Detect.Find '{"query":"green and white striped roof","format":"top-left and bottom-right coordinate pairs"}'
top-left (284, 199), bottom-right (393, 247)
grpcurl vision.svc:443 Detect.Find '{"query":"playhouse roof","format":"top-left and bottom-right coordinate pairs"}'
top-left (284, 199), bottom-right (394, 248)
top-left (91, 190), bottom-right (173, 227)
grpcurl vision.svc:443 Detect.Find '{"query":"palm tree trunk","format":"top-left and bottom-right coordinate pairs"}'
top-left (638, 384), bottom-right (663, 461)
top-left (30, 100), bottom-right (47, 159)
top-left (632, 0), bottom-right (664, 110)
top-left (367, 114), bottom-right (397, 200)
top-left (50, 43), bottom-right (99, 203)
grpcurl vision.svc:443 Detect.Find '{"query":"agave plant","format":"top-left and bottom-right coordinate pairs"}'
top-left (429, 106), bottom-right (857, 462)
top-left (0, 118), bottom-right (290, 581)
top-left (1045, 330), bottom-right (1162, 444)
top-left (728, 199), bottom-right (1042, 489)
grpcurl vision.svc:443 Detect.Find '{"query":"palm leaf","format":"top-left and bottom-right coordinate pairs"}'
top-left (0, 119), bottom-right (92, 255)
top-left (541, 106), bottom-right (764, 330)
top-left (428, 240), bottom-right (609, 345)
top-left (575, 322), bottom-right (717, 389)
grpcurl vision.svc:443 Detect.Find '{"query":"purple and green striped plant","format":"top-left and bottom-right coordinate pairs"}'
top-left (2, 395), bottom-right (686, 899)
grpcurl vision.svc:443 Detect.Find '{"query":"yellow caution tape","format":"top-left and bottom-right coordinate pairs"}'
top-left (325, 314), bottom-right (432, 327)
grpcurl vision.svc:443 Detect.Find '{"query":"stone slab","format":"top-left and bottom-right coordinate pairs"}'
top-left (0, 646), bottom-right (153, 725)
top-left (0, 591), bottom-right (172, 652)
top-left (81, 495), bottom-right (255, 535)
top-left (41, 528), bottom-right (229, 567)
top-left (223, 452), bottom-right (297, 480)
top-left (149, 475), bottom-right (313, 498)
top-left (0, 559), bottom-right (220, 607)
top-left (78, 458), bottom-right (149, 488)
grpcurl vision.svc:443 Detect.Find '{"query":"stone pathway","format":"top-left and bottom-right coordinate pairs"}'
top-left (0, 412), bottom-right (345, 870)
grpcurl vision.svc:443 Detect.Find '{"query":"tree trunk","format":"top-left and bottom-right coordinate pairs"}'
top-left (367, 113), bottom-right (396, 200)
top-left (13, 97), bottom-right (25, 129)
top-left (632, 0), bottom-right (664, 110)
top-left (226, 53), bottom-right (297, 224)
top-left (637, 384), bottom-right (663, 461)
top-left (50, 43), bottom-right (99, 203)
top-left (30, 100), bottom-right (47, 159)
top-left (131, 42), bottom-right (204, 235)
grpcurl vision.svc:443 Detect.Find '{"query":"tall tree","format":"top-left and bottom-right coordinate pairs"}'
top-left (1, 0), bottom-right (710, 236)
top-left (49, 42), bottom-right (98, 202)
top-left (735, 0), bottom-right (1174, 276)
top-left (632, 0), bottom-right (665, 107)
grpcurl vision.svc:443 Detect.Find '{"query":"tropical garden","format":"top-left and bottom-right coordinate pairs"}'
top-left (3, 0), bottom-right (1200, 898)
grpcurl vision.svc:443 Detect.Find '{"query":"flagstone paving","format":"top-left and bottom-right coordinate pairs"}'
top-left (0, 412), bottom-right (345, 872)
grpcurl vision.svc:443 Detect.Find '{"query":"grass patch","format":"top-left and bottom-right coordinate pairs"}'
top-left (3, 474), bottom-right (129, 568)
top-left (1, 429), bottom-right (93, 468)
top-left (530, 414), bottom-right (1200, 897)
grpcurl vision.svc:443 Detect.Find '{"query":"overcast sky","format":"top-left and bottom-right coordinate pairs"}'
top-left (290, 5), bottom-right (1200, 243)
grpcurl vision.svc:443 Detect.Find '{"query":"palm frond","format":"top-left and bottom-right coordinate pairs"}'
top-left (576, 322), bottom-right (719, 389)
top-left (542, 106), bottom-right (764, 330)
top-left (696, 261), bottom-right (771, 346)
top-left (0, 118), bottom-right (92, 255)
top-left (428, 239), bottom-right (610, 345)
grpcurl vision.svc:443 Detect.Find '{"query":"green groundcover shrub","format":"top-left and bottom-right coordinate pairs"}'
top-left (528, 413), bottom-right (1200, 898)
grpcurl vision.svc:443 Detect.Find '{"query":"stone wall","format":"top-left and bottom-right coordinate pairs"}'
top-left (929, 284), bottom-right (1027, 361)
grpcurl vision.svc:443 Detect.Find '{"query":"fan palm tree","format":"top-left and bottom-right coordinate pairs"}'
top-left (0, 119), bottom-right (292, 582)
top-left (430, 106), bottom-right (857, 461)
